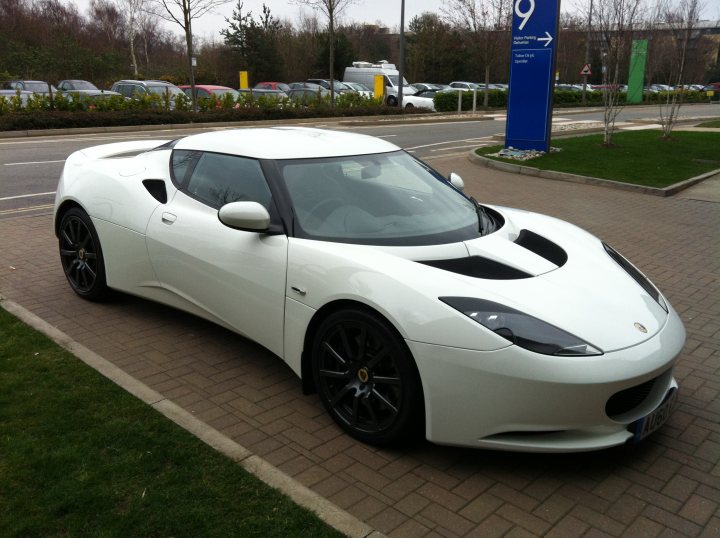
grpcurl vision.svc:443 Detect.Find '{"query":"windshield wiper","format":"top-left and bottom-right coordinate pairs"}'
top-left (470, 196), bottom-right (493, 235)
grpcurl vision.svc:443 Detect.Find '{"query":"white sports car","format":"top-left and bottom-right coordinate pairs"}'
top-left (54, 128), bottom-right (685, 452)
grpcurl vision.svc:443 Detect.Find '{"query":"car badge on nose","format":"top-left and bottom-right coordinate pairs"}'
top-left (634, 322), bottom-right (647, 333)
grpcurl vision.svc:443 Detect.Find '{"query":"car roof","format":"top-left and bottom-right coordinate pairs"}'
top-left (178, 85), bottom-right (235, 90)
top-left (173, 127), bottom-right (399, 160)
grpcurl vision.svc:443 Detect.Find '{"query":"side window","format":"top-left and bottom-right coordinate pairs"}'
top-left (199, 89), bottom-right (210, 98)
top-left (184, 152), bottom-right (272, 210)
top-left (171, 149), bottom-right (201, 189)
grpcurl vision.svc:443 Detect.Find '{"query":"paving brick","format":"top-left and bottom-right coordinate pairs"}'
top-left (367, 506), bottom-right (407, 534)
top-left (387, 517), bottom-right (432, 538)
top-left (571, 505), bottom-right (625, 536)
top-left (662, 474), bottom-right (698, 502)
top-left (621, 516), bottom-right (665, 537)
top-left (459, 493), bottom-right (504, 524)
top-left (677, 494), bottom-right (718, 526)
top-left (544, 515), bottom-right (590, 537)
top-left (533, 494), bottom-right (576, 524)
top-left (465, 514), bottom-right (514, 538)
top-left (417, 481), bottom-right (467, 511)
top-left (643, 505), bottom-right (703, 536)
top-left (394, 492), bottom-right (432, 517)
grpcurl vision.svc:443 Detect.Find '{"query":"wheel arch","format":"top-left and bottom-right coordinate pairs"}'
top-left (300, 298), bottom-right (422, 400)
top-left (54, 199), bottom-right (85, 237)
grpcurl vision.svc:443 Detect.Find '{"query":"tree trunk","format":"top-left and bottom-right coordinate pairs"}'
top-left (184, 1), bottom-right (197, 112)
top-left (129, 29), bottom-right (139, 78)
top-left (329, 14), bottom-right (335, 108)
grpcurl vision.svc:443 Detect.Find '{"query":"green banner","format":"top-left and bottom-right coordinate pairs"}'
top-left (627, 40), bottom-right (648, 104)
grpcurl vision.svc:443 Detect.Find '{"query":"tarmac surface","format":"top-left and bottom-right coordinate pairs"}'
top-left (1, 153), bottom-right (719, 537)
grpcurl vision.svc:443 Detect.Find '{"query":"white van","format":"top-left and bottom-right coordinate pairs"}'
top-left (342, 61), bottom-right (414, 106)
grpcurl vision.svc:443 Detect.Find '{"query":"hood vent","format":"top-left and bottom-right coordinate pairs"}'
top-left (514, 230), bottom-right (567, 267)
top-left (421, 256), bottom-right (532, 280)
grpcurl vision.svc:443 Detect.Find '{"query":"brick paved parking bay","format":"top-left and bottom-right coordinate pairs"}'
top-left (1, 155), bottom-right (718, 537)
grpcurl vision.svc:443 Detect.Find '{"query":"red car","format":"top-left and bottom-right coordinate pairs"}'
top-left (179, 84), bottom-right (240, 101)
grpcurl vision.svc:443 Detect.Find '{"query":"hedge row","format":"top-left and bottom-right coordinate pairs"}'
top-left (432, 89), bottom-right (716, 112)
top-left (0, 102), bottom-right (416, 132)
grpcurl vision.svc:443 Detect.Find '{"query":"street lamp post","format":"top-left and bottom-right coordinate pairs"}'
top-left (398, 0), bottom-right (405, 109)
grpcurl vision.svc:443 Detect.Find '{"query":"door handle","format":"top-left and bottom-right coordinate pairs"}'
top-left (161, 212), bottom-right (177, 224)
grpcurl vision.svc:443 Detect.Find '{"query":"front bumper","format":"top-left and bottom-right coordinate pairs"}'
top-left (408, 304), bottom-right (685, 452)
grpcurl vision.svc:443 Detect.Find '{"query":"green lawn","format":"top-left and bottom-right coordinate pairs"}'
top-left (478, 130), bottom-right (720, 188)
top-left (697, 120), bottom-right (720, 128)
top-left (0, 307), bottom-right (343, 538)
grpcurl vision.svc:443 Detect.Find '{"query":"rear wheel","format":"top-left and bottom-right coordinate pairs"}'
top-left (312, 308), bottom-right (423, 446)
top-left (386, 95), bottom-right (398, 107)
top-left (58, 208), bottom-right (108, 301)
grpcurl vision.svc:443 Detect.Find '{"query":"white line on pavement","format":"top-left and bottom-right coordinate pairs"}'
top-left (430, 144), bottom-right (490, 152)
top-left (0, 191), bottom-right (56, 201)
top-left (406, 137), bottom-right (491, 150)
top-left (0, 134), bottom-right (154, 146)
top-left (0, 204), bottom-right (54, 215)
top-left (4, 160), bottom-right (65, 166)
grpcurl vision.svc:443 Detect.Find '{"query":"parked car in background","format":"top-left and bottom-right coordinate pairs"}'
top-left (57, 80), bottom-right (121, 99)
top-left (179, 84), bottom-right (240, 101)
top-left (237, 88), bottom-right (288, 100)
top-left (307, 79), bottom-right (354, 95)
top-left (643, 84), bottom-right (671, 93)
top-left (342, 81), bottom-right (373, 97)
top-left (0, 89), bottom-right (33, 107)
top-left (401, 92), bottom-right (435, 111)
top-left (3, 80), bottom-right (58, 94)
top-left (254, 82), bottom-right (291, 93)
top-left (287, 84), bottom-right (331, 103)
top-left (110, 79), bottom-right (184, 107)
top-left (448, 81), bottom-right (481, 91)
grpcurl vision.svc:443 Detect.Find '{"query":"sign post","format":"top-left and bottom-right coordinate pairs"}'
top-left (627, 40), bottom-right (648, 104)
top-left (505, 0), bottom-right (561, 152)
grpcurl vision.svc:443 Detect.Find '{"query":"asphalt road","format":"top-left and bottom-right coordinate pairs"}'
top-left (1, 103), bottom-right (718, 220)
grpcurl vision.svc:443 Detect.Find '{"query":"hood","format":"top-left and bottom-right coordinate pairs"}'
top-left (366, 206), bottom-right (669, 353)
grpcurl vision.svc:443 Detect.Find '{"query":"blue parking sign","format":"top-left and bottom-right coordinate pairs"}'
top-left (505, 0), bottom-right (561, 152)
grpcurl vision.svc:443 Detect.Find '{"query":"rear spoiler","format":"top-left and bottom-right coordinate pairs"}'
top-left (76, 139), bottom-right (172, 160)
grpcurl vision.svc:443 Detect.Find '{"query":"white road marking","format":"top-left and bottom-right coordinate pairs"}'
top-left (377, 134), bottom-right (398, 138)
top-left (0, 191), bottom-right (56, 201)
top-left (430, 144), bottom-right (489, 152)
top-left (4, 160), bottom-right (65, 166)
top-left (406, 137), bottom-right (490, 150)
top-left (0, 134), bottom-right (154, 146)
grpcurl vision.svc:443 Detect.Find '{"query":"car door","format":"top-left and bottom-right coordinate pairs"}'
top-left (145, 150), bottom-right (288, 358)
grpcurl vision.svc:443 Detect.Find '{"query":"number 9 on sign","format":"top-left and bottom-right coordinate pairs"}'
top-left (515, 0), bottom-right (535, 30)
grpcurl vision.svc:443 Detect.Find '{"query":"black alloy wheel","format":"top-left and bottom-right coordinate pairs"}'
top-left (312, 308), bottom-right (423, 445)
top-left (58, 207), bottom-right (108, 301)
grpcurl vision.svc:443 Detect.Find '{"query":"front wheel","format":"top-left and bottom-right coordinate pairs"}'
top-left (58, 207), bottom-right (109, 301)
top-left (312, 308), bottom-right (424, 446)
top-left (386, 95), bottom-right (398, 107)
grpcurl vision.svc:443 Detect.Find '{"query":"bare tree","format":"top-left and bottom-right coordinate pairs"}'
top-left (118, 0), bottom-right (144, 77)
top-left (146, 0), bottom-right (230, 109)
top-left (586, 0), bottom-right (647, 145)
top-left (292, 0), bottom-right (356, 105)
top-left (652, 0), bottom-right (703, 138)
top-left (443, 0), bottom-right (512, 107)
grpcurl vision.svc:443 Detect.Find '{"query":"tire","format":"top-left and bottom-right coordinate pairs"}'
top-left (312, 308), bottom-right (424, 446)
top-left (58, 207), bottom-right (109, 301)
top-left (386, 95), bottom-right (398, 107)
top-left (405, 103), bottom-right (414, 109)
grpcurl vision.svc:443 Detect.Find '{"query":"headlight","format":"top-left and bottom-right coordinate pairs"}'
top-left (440, 297), bottom-right (603, 356)
top-left (603, 243), bottom-right (668, 312)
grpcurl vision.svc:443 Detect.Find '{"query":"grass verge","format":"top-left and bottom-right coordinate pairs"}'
top-left (697, 120), bottom-right (720, 128)
top-left (0, 307), bottom-right (343, 538)
top-left (477, 130), bottom-right (720, 188)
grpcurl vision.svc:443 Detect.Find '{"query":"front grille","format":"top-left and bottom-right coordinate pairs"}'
top-left (606, 377), bottom-right (656, 418)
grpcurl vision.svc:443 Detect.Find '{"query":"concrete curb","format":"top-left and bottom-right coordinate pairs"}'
top-left (467, 151), bottom-right (720, 197)
top-left (0, 295), bottom-right (383, 538)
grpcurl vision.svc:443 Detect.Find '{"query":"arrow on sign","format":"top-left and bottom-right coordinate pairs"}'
top-left (538, 32), bottom-right (553, 47)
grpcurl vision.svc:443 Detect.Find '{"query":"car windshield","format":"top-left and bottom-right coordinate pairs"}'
top-left (210, 88), bottom-right (240, 98)
top-left (277, 151), bottom-right (481, 246)
top-left (23, 82), bottom-right (52, 92)
top-left (148, 85), bottom-right (184, 97)
top-left (70, 81), bottom-right (97, 90)
top-left (387, 75), bottom-right (411, 86)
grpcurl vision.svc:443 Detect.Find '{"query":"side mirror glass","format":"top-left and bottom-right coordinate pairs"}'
top-left (218, 201), bottom-right (270, 231)
top-left (448, 172), bottom-right (465, 191)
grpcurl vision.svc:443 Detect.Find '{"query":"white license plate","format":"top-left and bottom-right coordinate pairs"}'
top-left (631, 388), bottom-right (677, 442)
